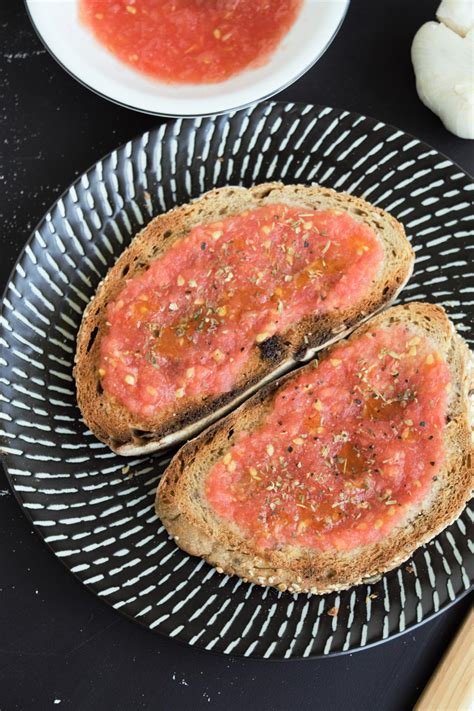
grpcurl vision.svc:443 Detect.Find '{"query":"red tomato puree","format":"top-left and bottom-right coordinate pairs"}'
top-left (100, 204), bottom-right (383, 417)
top-left (206, 326), bottom-right (450, 551)
top-left (79, 0), bottom-right (302, 84)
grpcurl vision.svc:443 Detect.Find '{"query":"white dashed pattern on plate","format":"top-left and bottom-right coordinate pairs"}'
top-left (0, 102), bottom-right (472, 658)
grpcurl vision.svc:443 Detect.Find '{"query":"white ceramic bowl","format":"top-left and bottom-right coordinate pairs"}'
top-left (26, 0), bottom-right (349, 117)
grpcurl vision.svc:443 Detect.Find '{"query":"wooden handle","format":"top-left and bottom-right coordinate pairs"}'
top-left (415, 606), bottom-right (474, 711)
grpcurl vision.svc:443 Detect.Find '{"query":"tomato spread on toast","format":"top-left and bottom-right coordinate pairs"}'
top-left (206, 325), bottom-right (450, 551)
top-left (100, 204), bottom-right (383, 416)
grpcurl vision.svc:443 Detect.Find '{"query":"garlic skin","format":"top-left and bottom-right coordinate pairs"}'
top-left (411, 21), bottom-right (474, 139)
top-left (436, 0), bottom-right (474, 37)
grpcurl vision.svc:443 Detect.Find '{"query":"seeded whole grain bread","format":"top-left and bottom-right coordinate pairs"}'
top-left (74, 183), bottom-right (414, 455)
top-left (156, 303), bottom-right (474, 594)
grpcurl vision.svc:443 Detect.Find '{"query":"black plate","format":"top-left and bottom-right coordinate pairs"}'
top-left (0, 102), bottom-right (472, 659)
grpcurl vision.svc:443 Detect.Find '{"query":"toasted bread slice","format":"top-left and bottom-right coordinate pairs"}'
top-left (74, 183), bottom-right (414, 455)
top-left (156, 303), bottom-right (473, 594)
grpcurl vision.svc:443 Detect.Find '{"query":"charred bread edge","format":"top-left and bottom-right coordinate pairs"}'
top-left (115, 283), bottom-right (411, 456)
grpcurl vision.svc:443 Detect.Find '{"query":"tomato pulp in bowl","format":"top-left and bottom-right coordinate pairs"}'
top-left (79, 0), bottom-right (303, 85)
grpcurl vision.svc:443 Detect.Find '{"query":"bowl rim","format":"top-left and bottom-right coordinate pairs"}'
top-left (24, 0), bottom-right (350, 117)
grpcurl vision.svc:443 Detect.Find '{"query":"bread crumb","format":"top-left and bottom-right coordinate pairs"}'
top-left (327, 606), bottom-right (339, 617)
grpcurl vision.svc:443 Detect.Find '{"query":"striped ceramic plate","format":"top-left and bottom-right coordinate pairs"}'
top-left (0, 102), bottom-right (472, 659)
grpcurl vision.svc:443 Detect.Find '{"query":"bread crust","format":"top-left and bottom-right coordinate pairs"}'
top-left (74, 183), bottom-right (414, 454)
top-left (156, 303), bottom-right (474, 594)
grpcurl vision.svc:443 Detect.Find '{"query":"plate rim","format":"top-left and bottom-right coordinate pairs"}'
top-left (2, 458), bottom-right (473, 663)
top-left (1, 100), bottom-right (472, 658)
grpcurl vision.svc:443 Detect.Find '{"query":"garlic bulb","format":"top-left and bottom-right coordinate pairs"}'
top-left (411, 3), bottom-right (474, 139)
top-left (436, 0), bottom-right (473, 37)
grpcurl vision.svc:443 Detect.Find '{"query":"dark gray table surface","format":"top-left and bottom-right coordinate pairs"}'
top-left (0, 1), bottom-right (472, 709)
